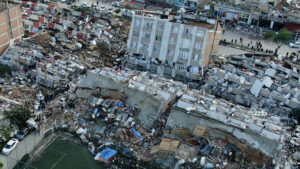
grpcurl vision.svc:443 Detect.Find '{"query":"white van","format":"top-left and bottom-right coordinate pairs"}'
top-left (289, 41), bottom-right (300, 48)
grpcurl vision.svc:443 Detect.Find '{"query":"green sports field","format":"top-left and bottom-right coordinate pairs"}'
top-left (30, 138), bottom-right (104, 169)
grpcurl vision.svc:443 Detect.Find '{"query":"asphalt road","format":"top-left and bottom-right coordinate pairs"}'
top-left (217, 45), bottom-right (247, 56)
top-left (55, 0), bottom-right (117, 14)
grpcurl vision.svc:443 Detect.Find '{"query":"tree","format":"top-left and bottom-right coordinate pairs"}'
top-left (263, 31), bottom-right (276, 40)
top-left (263, 28), bottom-right (292, 56)
top-left (123, 4), bottom-right (132, 9)
top-left (0, 125), bottom-right (12, 141)
top-left (292, 108), bottom-right (300, 122)
top-left (6, 106), bottom-right (31, 128)
top-left (115, 8), bottom-right (121, 14)
top-left (0, 64), bottom-right (11, 78)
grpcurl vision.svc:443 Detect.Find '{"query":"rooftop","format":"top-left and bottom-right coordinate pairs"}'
top-left (0, 2), bottom-right (18, 13)
top-left (134, 10), bottom-right (216, 30)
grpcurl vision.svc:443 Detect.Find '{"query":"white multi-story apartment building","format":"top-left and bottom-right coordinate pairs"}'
top-left (126, 13), bottom-right (221, 79)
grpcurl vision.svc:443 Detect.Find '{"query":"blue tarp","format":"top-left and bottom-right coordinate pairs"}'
top-left (122, 148), bottom-right (130, 155)
top-left (131, 127), bottom-right (143, 140)
top-left (100, 147), bottom-right (117, 160)
top-left (115, 101), bottom-right (124, 107)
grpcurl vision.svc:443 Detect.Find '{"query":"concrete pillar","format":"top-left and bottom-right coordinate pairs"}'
top-left (270, 20), bottom-right (274, 29)
top-left (157, 65), bottom-right (164, 75)
top-left (247, 14), bottom-right (252, 25)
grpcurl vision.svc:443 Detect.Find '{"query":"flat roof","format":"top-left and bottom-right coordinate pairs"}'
top-left (134, 10), bottom-right (216, 30)
top-left (183, 19), bottom-right (215, 29)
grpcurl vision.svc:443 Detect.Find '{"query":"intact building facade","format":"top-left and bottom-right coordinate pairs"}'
top-left (0, 3), bottom-right (24, 54)
top-left (126, 13), bottom-right (221, 79)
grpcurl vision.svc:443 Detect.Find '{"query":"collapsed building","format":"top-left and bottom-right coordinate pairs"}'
top-left (0, 0), bottom-right (299, 168)
top-left (203, 54), bottom-right (300, 109)
top-left (0, 38), bottom-right (85, 89)
top-left (76, 67), bottom-right (187, 128)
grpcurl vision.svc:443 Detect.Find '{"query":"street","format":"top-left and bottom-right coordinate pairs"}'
top-left (0, 128), bottom-right (45, 169)
top-left (217, 45), bottom-right (247, 56)
top-left (221, 29), bottom-right (299, 56)
top-left (54, 0), bottom-right (117, 13)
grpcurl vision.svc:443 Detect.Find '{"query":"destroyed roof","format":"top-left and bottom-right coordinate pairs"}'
top-left (156, 138), bottom-right (180, 153)
top-left (192, 125), bottom-right (207, 137)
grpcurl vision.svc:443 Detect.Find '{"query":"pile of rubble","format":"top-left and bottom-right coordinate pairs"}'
top-left (17, 0), bottom-right (128, 67)
top-left (204, 54), bottom-right (300, 109)
top-left (1, 39), bottom-right (85, 89)
top-left (202, 54), bottom-right (300, 168)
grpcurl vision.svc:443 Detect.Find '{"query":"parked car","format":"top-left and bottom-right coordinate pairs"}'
top-left (289, 41), bottom-right (300, 48)
top-left (80, 2), bottom-right (90, 8)
top-left (112, 2), bottom-right (121, 7)
top-left (107, 8), bottom-right (113, 14)
top-left (61, 0), bottom-right (66, 3)
top-left (66, 0), bottom-right (72, 5)
top-left (2, 139), bottom-right (19, 155)
top-left (91, 4), bottom-right (98, 10)
top-left (16, 127), bottom-right (30, 140)
top-left (100, 6), bottom-right (105, 11)
top-left (26, 118), bottom-right (38, 130)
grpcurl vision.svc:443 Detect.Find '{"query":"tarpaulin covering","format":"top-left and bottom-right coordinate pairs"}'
top-left (100, 147), bottom-right (117, 160)
top-left (131, 127), bottom-right (143, 140)
top-left (115, 101), bottom-right (124, 107)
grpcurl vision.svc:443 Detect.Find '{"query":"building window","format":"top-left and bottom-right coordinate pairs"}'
top-left (196, 31), bottom-right (204, 38)
top-left (185, 28), bottom-right (191, 35)
top-left (135, 20), bottom-right (140, 27)
top-left (155, 35), bottom-right (162, 41)
top-left (144, 33), bottom-right (151, 39)
top-left (192, 54), bottom-right (198, 60)
top-left (167, 49), bottom-right (173, 55)
top-left (182, 39), bottom-right (191, 49)
top-left (176, 63), bottom-right (185, 69)
top-left (158, 24), bottom-right (164, 30)
top-left (141, 43), bottom-right (148, 51)
top-left (131, 42), bottom-right (137, 48)
top-left (145, 21), bottom-right (153, 28)
top-left (194, 42), bottom-right (202, 50)
top-left (172, 27), bottom-right (178, 33)
top-left (133, 31), bottom-right (139, 37)
top-left (170, 37), bottom-right (176, 45)
top-left (239, 14), bottom-right (249, 23)
top-left (179, 51), bottom-right (188, 59)
top-left (153, 46), bottom-right (160, 52)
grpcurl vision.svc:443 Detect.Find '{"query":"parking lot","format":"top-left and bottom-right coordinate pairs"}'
top-left (0, 128), bottom-right (44, 169)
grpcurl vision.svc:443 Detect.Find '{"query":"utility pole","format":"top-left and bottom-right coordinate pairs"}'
top-left (5, 0), bottom-right (8, 8)
top-left (208, 17), bottom-right (220, 67)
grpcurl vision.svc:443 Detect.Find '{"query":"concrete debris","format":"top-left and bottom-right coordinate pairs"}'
top-left (0, 1), bottom-right (299, 168)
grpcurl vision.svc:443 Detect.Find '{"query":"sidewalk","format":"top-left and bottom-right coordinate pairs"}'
top-left (222, 29), bottom-right (299, 56)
